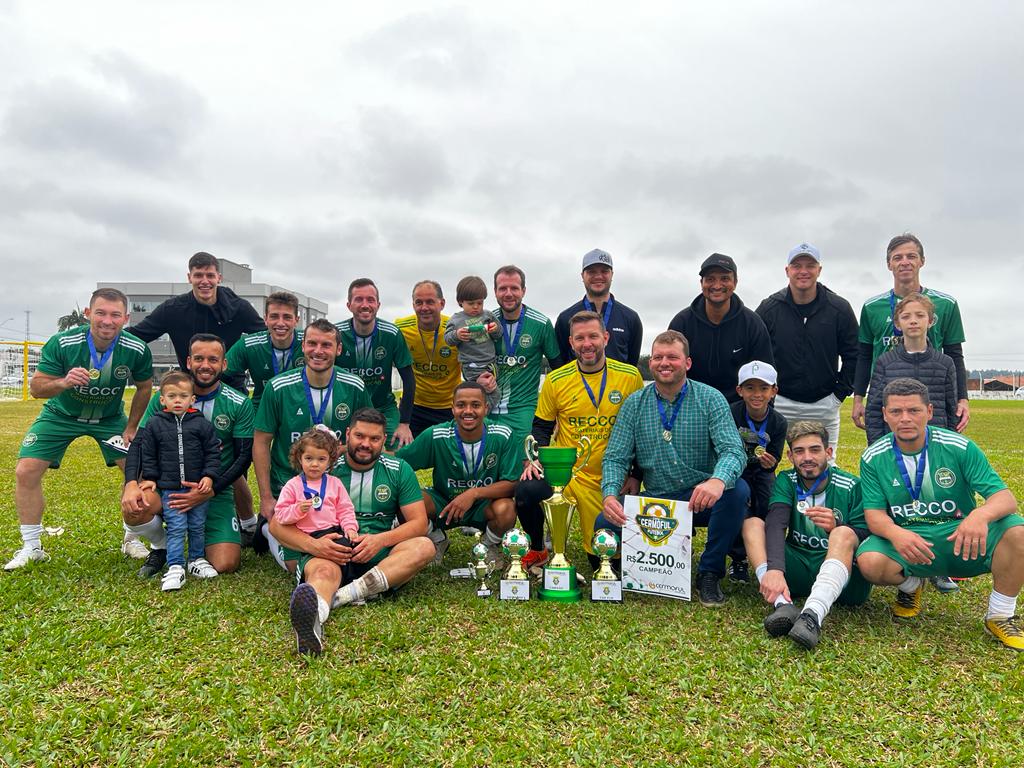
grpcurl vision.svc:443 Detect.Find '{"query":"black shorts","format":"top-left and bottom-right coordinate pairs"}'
top-left (410, 405), bottom-right (453, 438)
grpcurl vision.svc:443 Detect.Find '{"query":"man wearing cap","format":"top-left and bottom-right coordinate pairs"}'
top-left (554, 249), bottom-right (643, 367)
top-left (755, 243), bottom-right (858, 453)
top-left (668, 253), bottom-right (773, 404)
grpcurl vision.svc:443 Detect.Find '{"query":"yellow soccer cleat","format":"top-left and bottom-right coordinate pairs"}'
top-left (984, 616), bottom-right (1024, 651)
top-left (892, 583), bottom-right (924, 619)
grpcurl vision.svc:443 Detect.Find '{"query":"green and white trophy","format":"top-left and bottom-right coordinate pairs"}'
top-left (499, 528), bottom-right (531, 601)
top-left (524, 435), bottom-right (592, 603)
top-left (591, 528), bottom-right (623, 603)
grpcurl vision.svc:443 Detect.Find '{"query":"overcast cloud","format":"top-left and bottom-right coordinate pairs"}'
top-left (0, 1), bottom-right (1021, 369)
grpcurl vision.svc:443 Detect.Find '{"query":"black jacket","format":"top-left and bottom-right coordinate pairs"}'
top-left (667, 294), bottom-right (773, 404)
top-left (865, 344), bottom-right (958, 443)
top-left (128, 287), bottom-right (265, 390)
top-left (134, 409), bottom-right (222, 490)
top-left (755, 284), bottom-right (859, 403)
top-left (555, 294), bottom-right (643, 366)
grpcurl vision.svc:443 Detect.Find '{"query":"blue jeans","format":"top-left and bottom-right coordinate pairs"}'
top-left (162, 489), bottom-right (209, 567)
top-left (594, 479), bottom-right (750, 578)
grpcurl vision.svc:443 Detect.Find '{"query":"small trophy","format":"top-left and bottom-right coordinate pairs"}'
top-left (525, 435), bottom-right (592, 603)
top-left (591, 529), bottom-right (623, 603)
top-left (471, 542), bottom-right (491, 598)
top-left (499, 528), bottom-right (531, 601)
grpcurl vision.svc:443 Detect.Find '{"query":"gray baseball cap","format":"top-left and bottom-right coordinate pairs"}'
top-left (582, 248), bottom-right (613, 270)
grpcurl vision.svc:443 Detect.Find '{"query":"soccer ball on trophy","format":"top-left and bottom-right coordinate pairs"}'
top-left (501, 528), bottom-right (531, 559)
top-left (592, 528), bottom-right (619, 560)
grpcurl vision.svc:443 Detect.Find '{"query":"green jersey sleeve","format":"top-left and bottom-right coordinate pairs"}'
top-left (395, 459), bottom-right (424, 506)
top-left (36, 333), bottom-right (69, 376)
top-left (963, 440), bottom-right (1007, 499)
top-left (233, 397), bottom-right (256, 438)
top-left (768, 471), bottom-right (795, 507)
top-left (253, 385), bottom-right (281, 434)
top-left (859, 453), bottom-right (888, 511)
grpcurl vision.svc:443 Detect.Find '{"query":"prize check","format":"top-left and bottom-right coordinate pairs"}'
top-left (621, 495), bottom-right (693, 601)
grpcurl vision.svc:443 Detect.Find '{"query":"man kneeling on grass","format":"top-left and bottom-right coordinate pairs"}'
top-left (269, 408), bottom-right (434, 657)
top-left (743, 421), bottom-right (872, 649)
top-left (855, 378), bottom-right (1024, 651)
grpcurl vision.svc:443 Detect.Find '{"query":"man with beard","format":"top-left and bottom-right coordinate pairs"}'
top-left (120, 333), bottom-right (255, 576)
top-left (253, 319), bottom-right (371, 569)
top-left (335, 278), bottom-right (416, 449)
top-left (271, 408), bottom-right (433, 656)
top-left (743, 421), bottom-right (871, 650)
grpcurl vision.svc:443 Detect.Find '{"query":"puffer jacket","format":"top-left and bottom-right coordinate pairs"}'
top-left (135, 409), bottom-right (222, 490)
top-left (865, 344), bottom-right (958, 443)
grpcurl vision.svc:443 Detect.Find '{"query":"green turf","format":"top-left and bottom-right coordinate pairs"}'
top-left (2, 399), bottom-right (1023, 766)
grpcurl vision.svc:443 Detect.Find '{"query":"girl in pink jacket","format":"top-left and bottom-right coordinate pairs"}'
top-left (275, 426), bottom-right (358, 541)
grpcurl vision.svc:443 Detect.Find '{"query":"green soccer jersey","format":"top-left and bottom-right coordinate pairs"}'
top-left (858, 287), bottom-right (966, 370)
top-left (331, 453), bottom-right (422, 537)
top-left (255, 367), bottom-right (371, 495)
top-left (37, 326), bottom-right (153, 422)
top-left (769, 467), bottom-right (865, 553)
top-left (396, 419), bottom-right (519, 503)
top-left (489, 304), bottom-right (560, 417)
top-left (139, 383), bottom-right (255, 474)
top-left (859, 427), bottom-right (1006, 526)
top-left (225, 329), bottom-right (305, 408)
top-left (334, 319), bottom-right (412, 411)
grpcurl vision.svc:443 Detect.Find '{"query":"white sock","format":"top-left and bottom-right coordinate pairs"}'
top-left (264, 525), bottom-right (288, 572)
top-left (755, 563), bottom-right (768, 583)
top-left (20, 524), bottom-right (43, 549)
top-left (986, 590), bottom-right (1017, 620)
top-left (317, 595), bottom-right (330, 624)
top-left (239, 515), bottom-right (257, 532)
top-left (125, 516), bottom-right (167, 549)
top-left (774, 595), bottom-right (792, 607)
top-left (482, 526), bottom-right (502, 546)
top-left (898, 575), bottom-right (923, 594)
top-left (803, 559), bottom-right (851, 624)
top-left (334, 567), bottom-right (390, 606)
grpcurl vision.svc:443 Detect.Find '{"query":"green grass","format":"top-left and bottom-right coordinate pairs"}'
top-left (1, 399), bottom-right (1023, 767)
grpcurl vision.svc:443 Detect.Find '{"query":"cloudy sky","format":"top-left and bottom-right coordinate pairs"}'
top-left (1, 2), bottom-right (1021, 369)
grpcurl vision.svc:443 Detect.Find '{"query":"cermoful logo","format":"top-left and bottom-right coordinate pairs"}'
top-left (636, 500), bottom-right (678, 547)
top-left (934, 467), bottom-right (956, 488)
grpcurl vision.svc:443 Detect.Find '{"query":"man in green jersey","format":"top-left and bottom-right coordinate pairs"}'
top-left (253, 319), bottom-right (371, 569)
top-left (397, 381), bottom-right (519, 565)
top-left (851, 233), bottom-right (969, 433)
top-left (270, 408), bottom-right (433, 656)
top-left (334, 278), bottom-right (416, 449)
top-left (6, 288), bottom-right (153, 571)
top-left (856, 378), bottom-right (1024, 650)
top-left (120, 334), bottom-right (255, 577)
top-left (744, 421), bottom-right (872, 650)
top-left (488, 265), bottom-right (562, 455)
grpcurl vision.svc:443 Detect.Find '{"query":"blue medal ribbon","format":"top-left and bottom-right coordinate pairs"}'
top-left (270, 335), bottom-right (298, 375)
top-left (499, 307), bottom-right (525, 361)
top-left (87, 332), bottom-right (119, 374)
top-left (796, 470), bottom-right (830, 505)
top-left (194, 385), bottom-right (219, 419)
top-left (892, 427), bottom-right (929, 507)
top-left (578, 364), bottom-right (607, 409)
top-left (745, 412), bottom-right (769, 448)
top-left (354, 322), bottom-right (379, 373)
top-left (582, 296), bottom-right (613, 329)
top-left (657, 382), bottom-right (687, 437)
top-left (302, 369), bottom-right (331, 426)
top-left (418, 326), bottom-right (439, 364)
top-left (302, 474), bottom-right (328, 509)
top-left (456, 428), bottom-right (487, 480)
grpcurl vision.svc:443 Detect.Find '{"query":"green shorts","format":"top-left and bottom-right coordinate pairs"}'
top-left (424, 487), bottom-right (490, 531)
top-left (204, 490), bottom-right (240, 547)
top-left (18, 410), bottom-right (128, 468)
top-left (784, 545), bottom-right (872, 605)
top-left (291, 550), bottom-right (386, 582)
top-left (856, 514), bottom-right (1024, 579)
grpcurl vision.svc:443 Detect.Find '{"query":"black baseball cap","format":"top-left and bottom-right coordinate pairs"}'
top-left (699, 253), bottom-right (737, 277)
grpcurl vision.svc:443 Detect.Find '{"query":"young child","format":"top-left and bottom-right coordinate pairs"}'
top-left (132, 371), bottom-right (221, 592)
top-left (444, 275), bottom-right (502, 411)
top-left (730, 361), bottom-right (788, 582)
top-left (866, 292), bottom-right (958, 444)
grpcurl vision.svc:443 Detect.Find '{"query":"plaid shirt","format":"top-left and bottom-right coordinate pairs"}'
top-left (601, 379), bottom-right (746, 498)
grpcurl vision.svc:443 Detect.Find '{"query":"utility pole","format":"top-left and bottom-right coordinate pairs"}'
top-left (24, 310), bottom-right (30, 341)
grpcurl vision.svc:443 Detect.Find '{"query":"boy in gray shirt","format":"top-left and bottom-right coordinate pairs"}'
top-left (444, 275), bottom-right (502, 412)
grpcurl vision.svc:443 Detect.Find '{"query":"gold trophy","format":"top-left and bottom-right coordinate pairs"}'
top-left (591, 528), bottom-right (623, 602)
top-left (471, 542), bottom-right (491, 598)
top-left (524, 435), bottom-right (592, 602)
top-left (499, 528), bottom-right (531, 601)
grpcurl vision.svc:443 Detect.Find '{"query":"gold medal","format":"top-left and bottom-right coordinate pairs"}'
top-left (753, 445), bottom-right (765, 457)
top-left (88, 368), bottom-right (101, 380)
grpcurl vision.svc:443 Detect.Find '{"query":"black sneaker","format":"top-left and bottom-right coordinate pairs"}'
top-left (289, 583), bottom-right (323, 657)
top-left (728, 559), bottom-right (749, 583)
top-left (763, 602), bottom-right (800, 637)
top-left (697, 572), bottom-right (725, 608)
top-left (788, 610), bottom-right (822, 650)
top-left (250, 515), bottom-right (269, 555)
top-left (136, 548), bottom-right (167, 579)
top-left (239, 521), bottom-right (256, 549)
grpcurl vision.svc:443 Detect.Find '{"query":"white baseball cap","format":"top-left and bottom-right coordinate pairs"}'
top-left (738, 360), bottom-right (778, 386)
top-left (787, 243), bottom-right (821, 265)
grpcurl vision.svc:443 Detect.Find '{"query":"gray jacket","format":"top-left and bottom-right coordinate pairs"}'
top-left (866, 344), bottom-right (958, 443)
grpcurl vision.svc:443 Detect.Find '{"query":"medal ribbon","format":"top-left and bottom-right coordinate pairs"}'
top-left (745, 413), bottom-right (769, 448)
top-left (302, 474), bottom-right (327, 505)
top-left (578, 364), bottom-right (608, 410)
top-left (354, 323), bottom-right (378, 371)
top-left (657, 382), bottom-right (687, 438)
top-left (87, 332), bottom-right (119, 373)
top-left (892, 427), bottom-right (929, 506)
top-left (796, 470), bottom-right (830, 505)
top-left (582, 296), bottom-right (613, 329)
top-left (499, 307), bottom-right (525, 359)
top-left (456, 429), bottom-right (487, 480)
top-left (270, 335), bottom-right (298, 375)
top-left (194, 385), bottom-right (219, 419)
top-left (418, 326), bottom-right (439, 364)
top-left (302, 369), bottom-right (331, 426)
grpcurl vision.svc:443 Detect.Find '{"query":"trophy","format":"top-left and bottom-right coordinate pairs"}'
top-left (524, 435), bottom-right (592, 602)
top-left (590, 528), bottom-right (623, 603)
top-left (471, 542), bottom-right (491, 598)
top-left (499, 528), bottom-right (531, 601)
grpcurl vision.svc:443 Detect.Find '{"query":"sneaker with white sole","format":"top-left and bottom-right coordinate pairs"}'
top-left (4, 545), bottom-right (49, 571)
top-left (161, 564), bottom-right (186, 591)
top-left (101, 435), bottom-right (130, 455)
top-left (929, 575), bottom-right (960, 594)
top-left (290, 583), bottom-right (324, 656)
top-left (187, 558), bottom-right (218, 579)
top-left (121, 535), bottom-right (149, 560)
top-left (428, 526), bottom-right (449, 565)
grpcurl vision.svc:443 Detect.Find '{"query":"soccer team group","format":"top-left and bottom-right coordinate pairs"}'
top-left (5, 235), bottom-right (1023, 657)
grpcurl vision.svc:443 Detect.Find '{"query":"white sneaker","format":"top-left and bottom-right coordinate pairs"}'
top-left (121, 535), bottom-right (149, 560)
top-left (4, 545), bottom-right (49, 571)
top-left (161, 564), bottom-right (186, 591)
top-left (187, 558), bottom-right (218, 579)
top-left (102, 435), bottom-right (130, 454)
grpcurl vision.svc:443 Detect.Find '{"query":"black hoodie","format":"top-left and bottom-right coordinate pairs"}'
top-left (667, 294), bottom-right (773, 404)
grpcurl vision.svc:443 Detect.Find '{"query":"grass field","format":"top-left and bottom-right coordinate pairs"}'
top-left (1, 398), bottom-right (1023, 767)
